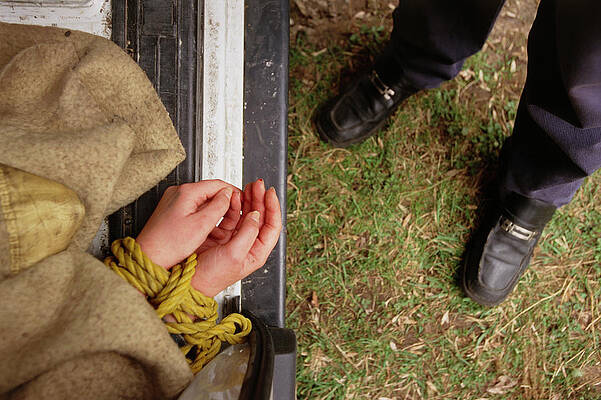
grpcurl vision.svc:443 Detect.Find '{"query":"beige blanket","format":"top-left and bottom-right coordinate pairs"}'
top-left (0, 23), bottom-right (193, 399)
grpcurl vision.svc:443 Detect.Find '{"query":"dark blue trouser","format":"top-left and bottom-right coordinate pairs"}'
top-left (376, 0), bottom-right (601, 207)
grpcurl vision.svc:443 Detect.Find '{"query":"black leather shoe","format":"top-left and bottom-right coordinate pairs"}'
top-left (314, 70), bottom-right (417, 147)
top-left (462, 192), bottom-right (556, 306)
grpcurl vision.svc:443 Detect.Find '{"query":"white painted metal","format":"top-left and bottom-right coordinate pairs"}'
top-left (0, 0), bottom-right (112, 39)
top-left (202, 0), bottom-right (245, 186)
top-left (201, 0), bottom-right (245, 307)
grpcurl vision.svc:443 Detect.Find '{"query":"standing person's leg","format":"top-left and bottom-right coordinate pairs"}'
top-left (463, 0), bottom-right (601, 306)
top-left (315, 0), bottom-right (505, 147)
top-left (377, 0), bottom-right (506, 89)
top-left (503, 0), bottom-right (601, 206)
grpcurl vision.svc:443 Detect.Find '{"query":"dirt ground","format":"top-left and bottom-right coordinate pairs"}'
top-left (291, 0), bottom-right (395, 47)
top-left (290, 0), bottom-right (538, 46)
top-left (290, 0), bottom-right (539, 72)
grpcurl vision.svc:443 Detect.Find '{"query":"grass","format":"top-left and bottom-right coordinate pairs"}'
top-left (285, 13), bottom-right (601, 400)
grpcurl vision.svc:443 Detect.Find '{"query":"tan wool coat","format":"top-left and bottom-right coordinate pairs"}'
top-left (0, 23), bottom-right (195, 399)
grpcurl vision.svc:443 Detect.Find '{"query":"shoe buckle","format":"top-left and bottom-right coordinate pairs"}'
top-left (370, 71), bottom-right (396, 100)
top-left (500, 217), bottom-right (536, 241)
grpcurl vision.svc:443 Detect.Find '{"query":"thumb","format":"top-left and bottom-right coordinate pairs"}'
top-left (193, 187), bottom-right (233, 238)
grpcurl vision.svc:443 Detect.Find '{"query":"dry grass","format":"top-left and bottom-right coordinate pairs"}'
top-left (287, 0), bottom-right (601, 398)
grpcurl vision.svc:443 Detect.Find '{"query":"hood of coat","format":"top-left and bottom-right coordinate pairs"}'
top-left (0, 23), bottom-right (185, 269)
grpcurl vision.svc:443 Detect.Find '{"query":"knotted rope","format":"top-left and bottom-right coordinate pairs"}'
top-left (104, 237), bottom-right (251, 373)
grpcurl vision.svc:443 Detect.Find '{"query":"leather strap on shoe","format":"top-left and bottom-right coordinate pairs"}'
top-left (502, 191), bottom-right (556, 230)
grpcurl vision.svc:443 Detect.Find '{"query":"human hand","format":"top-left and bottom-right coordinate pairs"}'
top-left (192, 179), bottom-right (282, 297)
top-left (136, 180), bottom-right (242, 269)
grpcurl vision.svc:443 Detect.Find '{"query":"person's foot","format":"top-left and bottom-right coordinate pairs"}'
top-left (462, 191), bottom-right (556, 306)
top-left (314, 69), bottom-right (417, 147)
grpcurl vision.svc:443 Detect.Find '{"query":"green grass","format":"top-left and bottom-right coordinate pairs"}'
top-left (286, 21), bottom-right (601, 400)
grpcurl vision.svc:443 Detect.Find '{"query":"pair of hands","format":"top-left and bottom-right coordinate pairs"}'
top-left (136, 179), bottom-right (281, 297)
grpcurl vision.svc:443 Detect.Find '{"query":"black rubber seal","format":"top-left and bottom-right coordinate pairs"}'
top-left (239, 311), bottom-right (275, 400)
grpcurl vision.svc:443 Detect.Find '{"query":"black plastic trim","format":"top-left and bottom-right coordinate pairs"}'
top-left (239, 312), bottom-right (275, 400)
top-left (242, 0), bottom-right (290, 330)
top-left (271, 327), bottom-right (297, 400)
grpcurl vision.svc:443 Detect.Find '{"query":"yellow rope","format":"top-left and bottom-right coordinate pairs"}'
top-left (104, 237), bottom-right (252, 373)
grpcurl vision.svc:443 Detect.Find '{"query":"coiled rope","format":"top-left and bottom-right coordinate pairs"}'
top-left (104, 237), bottom-right (251, 373)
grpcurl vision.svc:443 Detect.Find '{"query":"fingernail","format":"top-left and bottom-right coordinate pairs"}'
top-left (224, 187), bottom-right (233, 199)
top-left (249, 211), bottom-right (260, 222)
top-left (269, 187), bottom-right (276, 193)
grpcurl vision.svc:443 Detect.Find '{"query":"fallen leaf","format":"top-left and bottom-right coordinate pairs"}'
top-left (441, 311), bottom-right (450, 326)
top-left (459, 69), bottom-right (475, 81)
top-left (355, 232), bottom-right (370, 248)
top-left (294, 0), bottom-right (308, 16)
top-left (486, 375), bottom-right (517, 395)
top-left (427, 381), bottom-right (439, 393)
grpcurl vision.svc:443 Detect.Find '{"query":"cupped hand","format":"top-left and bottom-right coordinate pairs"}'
top-left (136, 180), bottom-right (242, 269)
top-left (192, 179), bottom-right (282, 297)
